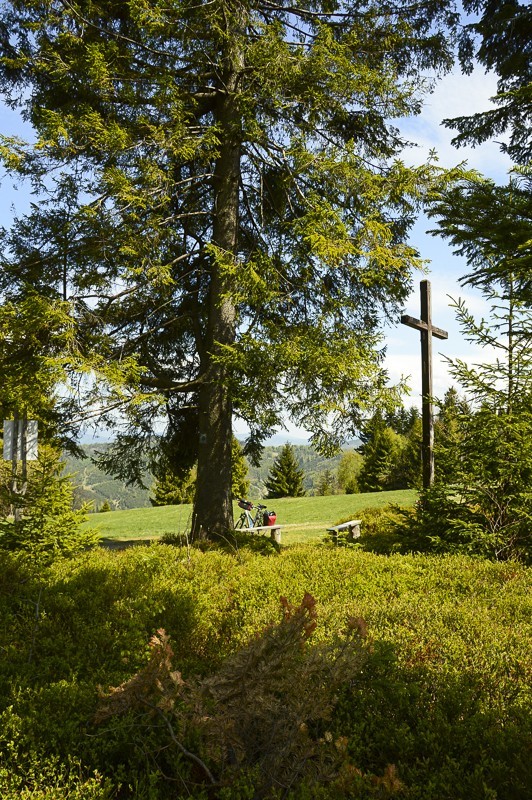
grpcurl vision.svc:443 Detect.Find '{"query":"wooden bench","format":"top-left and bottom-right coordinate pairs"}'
top-left (326, 519), bottom-right (361, 546)
top-left (241, 525), bottom-right (282, 544)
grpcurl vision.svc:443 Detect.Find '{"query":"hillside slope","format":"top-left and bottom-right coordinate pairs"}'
top-left (62, 444), bottom-right (152, 510)
top-left (64, 443), bottom-right (357, 510)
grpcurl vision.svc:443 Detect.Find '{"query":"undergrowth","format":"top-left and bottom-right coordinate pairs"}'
top-left (0, 545), bottom-right (530, 799)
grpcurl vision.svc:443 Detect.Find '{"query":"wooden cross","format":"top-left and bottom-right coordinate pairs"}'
top-left (401, 280), bottom-right (448, 488)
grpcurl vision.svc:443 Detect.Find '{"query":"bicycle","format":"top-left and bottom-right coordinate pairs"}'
top-left (234, 498), bottom-right (268, 529)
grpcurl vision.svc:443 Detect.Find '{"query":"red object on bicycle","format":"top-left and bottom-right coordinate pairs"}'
top-left (238, 499), bottom-right (253, 511)
top-left (263, 511), bottom-right (277, 526)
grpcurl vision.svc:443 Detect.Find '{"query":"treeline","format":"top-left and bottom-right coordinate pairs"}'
top-left (63, 441), bottom-right (350, 509)
top-left (61, 386), bottom-right (481, 509)
top-left (252, 388), bottom-right (467, 499)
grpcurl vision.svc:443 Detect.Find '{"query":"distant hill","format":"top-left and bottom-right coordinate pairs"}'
top-left (63, 442), bottom-right (358, 511)
top-left (246, 444), bottom-right (345, 497)
top-left (62, 444), bottom-right (152, 511)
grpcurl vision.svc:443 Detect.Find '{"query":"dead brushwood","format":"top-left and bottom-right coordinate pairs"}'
top-left (95, 594), bottom-right (401, 797)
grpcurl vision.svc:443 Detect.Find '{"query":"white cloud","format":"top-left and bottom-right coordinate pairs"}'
top-left (400, 67), bottom-right (512, 181)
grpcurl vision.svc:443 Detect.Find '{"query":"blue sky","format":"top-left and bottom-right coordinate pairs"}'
top-left (0, 65), bottom-right (510, 443)
top-left (383, 67), bottom-right (510, 414)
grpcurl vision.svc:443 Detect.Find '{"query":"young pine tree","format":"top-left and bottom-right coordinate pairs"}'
top-left (316, 469), bottom-right (338, 496)
top-left (150, 468), bottom-right (196, 507)
top-left (0, 446), bottom-right (98, 563)
top-left (405, 174), bottom-right (532, 561)
top-left (265, 444), bottom-right (305, 499)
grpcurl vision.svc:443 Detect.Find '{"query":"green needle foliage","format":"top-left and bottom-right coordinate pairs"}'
top-left (151, 467), bottom-right (197, 507)
top-left (265, 442), bottom-right (305, 498)
top-left (357, 408), bottom-right (421, 492)
top-left (429, 175), bottom-right (532, 305)
top-left (151, 436), bottom-right (249, 505)
top-left (434, 387), bottom-right (470, 484)
top-left (0, 0), bottom-right (462, 538)
top-left (0, 446), bottom-right (98, 563)
top-left (0, 292), bottom-right (83, 450)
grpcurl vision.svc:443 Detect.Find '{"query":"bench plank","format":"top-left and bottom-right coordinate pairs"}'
top-left (237, 525), bottom-right (282, 543)
top-left (326, 519), bottom-right (361, 533)
top-left (327, 519), bottom-right (361, 544)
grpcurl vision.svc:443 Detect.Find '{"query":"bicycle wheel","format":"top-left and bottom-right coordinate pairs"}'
top-left (235, 513), bottom-right (246, 529)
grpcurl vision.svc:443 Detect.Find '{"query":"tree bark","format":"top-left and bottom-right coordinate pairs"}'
top-left (191, 19), bottom-right (243, 540)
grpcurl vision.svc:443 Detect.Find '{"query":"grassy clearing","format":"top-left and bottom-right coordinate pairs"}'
top-left (85, 489), bottom-right (417, 543)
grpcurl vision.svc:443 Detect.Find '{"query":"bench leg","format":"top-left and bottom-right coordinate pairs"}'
top-left (348, 524), bottom-right (361, 541)
top-left (270, 527), bottom-right (281, 544)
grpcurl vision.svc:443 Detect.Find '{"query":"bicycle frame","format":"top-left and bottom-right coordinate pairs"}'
top-left (235, 500), bottom-right (267, 529)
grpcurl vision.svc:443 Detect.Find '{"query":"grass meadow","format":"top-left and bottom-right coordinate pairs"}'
top-left (86, 489), bottom-right (417, 544)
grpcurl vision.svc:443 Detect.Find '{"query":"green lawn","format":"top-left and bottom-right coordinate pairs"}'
top-left (86, 489), bottom-right (417, 544)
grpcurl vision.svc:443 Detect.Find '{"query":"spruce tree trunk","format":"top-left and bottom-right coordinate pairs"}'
top-left (191, 31), bottom-right (242, 540)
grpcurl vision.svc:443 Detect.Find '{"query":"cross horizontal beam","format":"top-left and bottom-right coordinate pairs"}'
top-left (400, 314), bottom-right (448, 340)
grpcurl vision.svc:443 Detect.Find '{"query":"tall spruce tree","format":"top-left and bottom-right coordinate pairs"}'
top-left (151, 436), bottom-right (248, 505)
top-left (358, 408), bottom-right (421, 491)
top-left (0, 0), bottom-right (461, 539)
top-left (428, 175), bottom-right (532, 306)
top-left (265, 444), bottom-right (305, 499)
top-left (358, 414), bottom-right (404, 492)
top-left (405, 173), bottom-right (532, 560)
top-left (434, 387), bottom-right (470, 484)
top-left (395, 414), bottom-right (423, 489)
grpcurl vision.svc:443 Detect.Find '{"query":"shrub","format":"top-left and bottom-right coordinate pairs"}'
top-left (0, 546), bottom-right (529, 799)
top-left (0, 757), bottom-right (112, 800)
top-left (327, 506), bottom-right (406, 553)
top-left (391, 481), bottom-right (532, 561)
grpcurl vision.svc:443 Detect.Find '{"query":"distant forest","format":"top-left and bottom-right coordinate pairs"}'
top-left (63, 443), bottom-right (354, 511)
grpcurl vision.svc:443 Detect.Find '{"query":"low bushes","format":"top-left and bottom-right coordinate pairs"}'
top-left (329, 505), bottom-right (406, 552)
top-left (0, 545), bottom-right (530, 798)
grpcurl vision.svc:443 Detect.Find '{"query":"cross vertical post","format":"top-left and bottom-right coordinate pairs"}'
top-left (401, 279), bottom-right (448, 488)
top-left (420, 281), bottom-right (434, 488)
